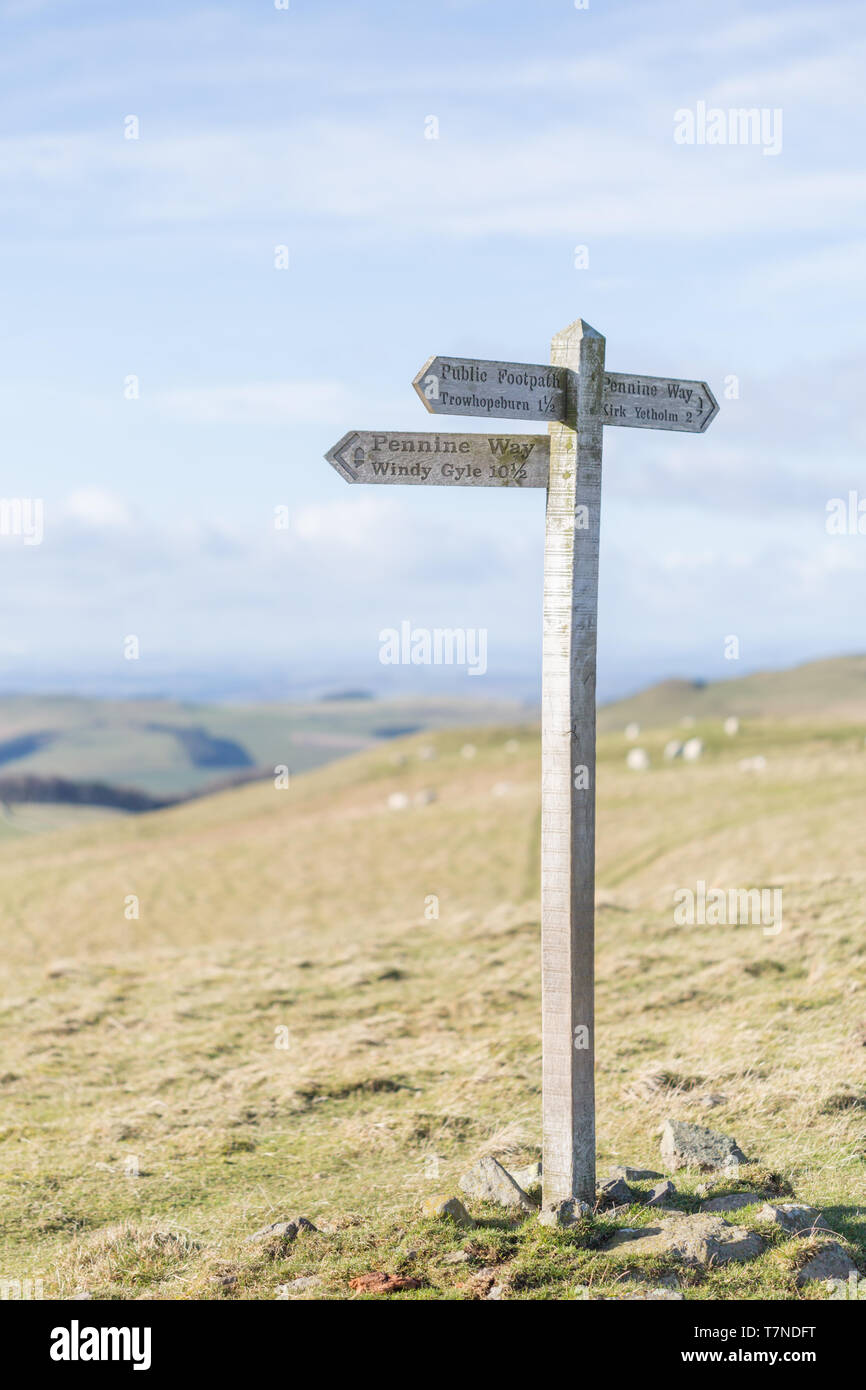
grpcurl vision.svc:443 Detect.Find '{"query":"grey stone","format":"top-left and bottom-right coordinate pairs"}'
top-left (459, 1155), bottom-right (537, 1213)
top-left (755, 1203), bottom-right (830, 1236)
top-left (646, 1179), bottom-right (678, 1207)
top-left (603, 1213), bottom-right (765, 1267)
top-left (247, 1216), bottom-right (317, 1244)
top-left (538, 1198), bottom-right (593, 1228)
top-left (608, 1165), bottom-right (663, 1181)
top-left (660, 1119), bottom-right (749, 1172)
top-left (508, 1160), bottom-right (542, 1192)
top-left (597, 1176), bottom-right (635, 1207)
top-left (422, 1194), bottom-right (475, 1226)
top-left (702, 1193), bottom-right (761, 1213)
top-left (796, 1242), bottom-right (859, 1287)
top-left (287, 1275), bottom-right (320, 1291)
top-left (443, 1249), bottom-right (471, 1265)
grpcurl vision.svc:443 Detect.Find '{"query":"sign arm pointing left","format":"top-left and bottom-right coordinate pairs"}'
top-left (325, 430), bottom-right (551, 487)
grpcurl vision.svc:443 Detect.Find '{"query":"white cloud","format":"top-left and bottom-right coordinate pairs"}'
top-left (153, 381), bottom-right (359, 426)
top-left (65, 489), bottom-right (131, 527)
top-left (1, 116), bottom-right (863, 246)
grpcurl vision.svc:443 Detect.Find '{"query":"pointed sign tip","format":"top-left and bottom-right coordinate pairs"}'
top-left (700, 382), bottom-right (720, 431)
top-left (324, 430), bottom-right (360, 481)
top-left (411, 356), bottom-right (438, 413)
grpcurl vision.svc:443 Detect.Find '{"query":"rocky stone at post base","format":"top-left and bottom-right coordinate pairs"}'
top-left (508, 1160), bottom-right (543, 1193)
top-left (538, 1197), bottom-right (593, 1228)
top-left (459, 1155), bottom-right (537, 1213)
top-left (597, 1176), bottom-right (635, 1207)
top-left (646, 1179), bottom-right (678, 1207)
top-left (246, 1216), bottom-right (317, 1244)
top-left (422, 1194), bottom-right (475, 1226)
top-left (603, 1213), bottom-right (765, 1267)
top-left (660, 1119), bottom-right (749, 1171)
top-left (795, 1242), bottom-right (860, 1288)
top-left (701, 1192), bottom-right (761, 1213)
top-left (754, 1202), bottom-right (831, 1235)
top-left (608, 1165), bottom-right (663, 1181)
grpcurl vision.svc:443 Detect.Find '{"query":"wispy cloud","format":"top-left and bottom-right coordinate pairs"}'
top-left (152, 381), bottom-right (362, 426)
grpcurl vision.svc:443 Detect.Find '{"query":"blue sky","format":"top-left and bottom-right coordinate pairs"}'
top-left (0, 0), bottom-right (864, 701)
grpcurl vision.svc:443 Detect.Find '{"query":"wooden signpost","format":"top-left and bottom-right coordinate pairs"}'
top-left (325, 319), bottom-right (719, 1208)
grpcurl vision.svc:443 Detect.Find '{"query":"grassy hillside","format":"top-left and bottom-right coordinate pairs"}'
top-left (0, 714), bottom-right (864, 1300)
top-left (599, 653), bottom-right (866, 732)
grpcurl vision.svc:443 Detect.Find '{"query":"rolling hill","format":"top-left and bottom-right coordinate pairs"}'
top-left (1, 654), bottom-right (865, 820)
top-left (0, 692), bottom-right (531, 803)
top-left (598, 654), bottom-right (866, 732)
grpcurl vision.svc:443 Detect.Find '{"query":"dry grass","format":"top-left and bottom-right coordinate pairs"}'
top-left (0, 718), bottom-right (864, 1298)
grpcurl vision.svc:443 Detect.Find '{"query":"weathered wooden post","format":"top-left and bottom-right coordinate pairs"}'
top-left (541, 319), bottom-right (605, 1206)
top-left (325, 321), bottom-right (718, 1207)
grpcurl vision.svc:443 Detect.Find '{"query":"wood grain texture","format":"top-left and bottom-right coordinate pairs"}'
top-left (541, 318), bottom-right (605, 1206)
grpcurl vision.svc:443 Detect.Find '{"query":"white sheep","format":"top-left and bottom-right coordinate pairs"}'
top-left (738, 755), bottom-right (766, 773)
